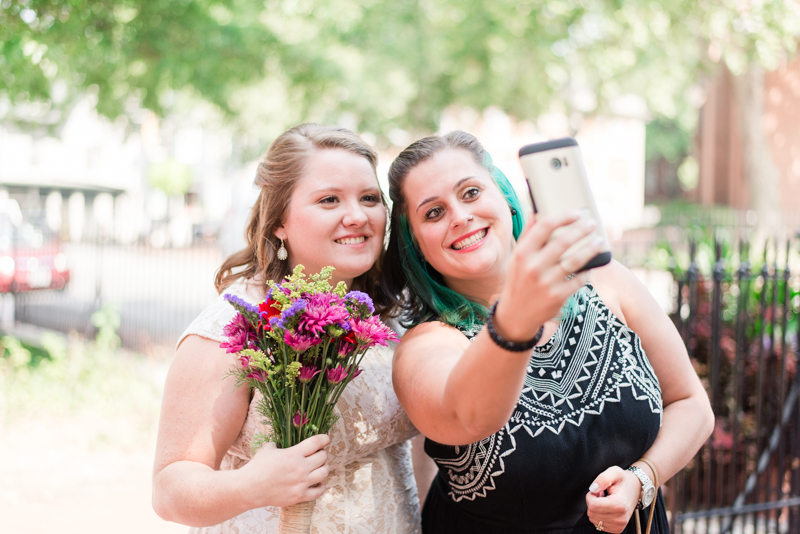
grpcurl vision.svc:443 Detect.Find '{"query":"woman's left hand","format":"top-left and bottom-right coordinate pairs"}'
top-left (585, 466), bottom-right (641, 533)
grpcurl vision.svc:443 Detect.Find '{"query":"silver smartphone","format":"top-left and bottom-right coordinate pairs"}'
top-left (518, 137), bottom-right (611, 272)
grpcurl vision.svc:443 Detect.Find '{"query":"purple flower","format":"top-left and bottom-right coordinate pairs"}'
top-left (224, 294), bottom-right (259, 314)
top-left (292, 411), bottom-right (309, 428)
top-left (269, 316), bottom-right (283, 330)
top-left (299, 294), bottom-right (349, 337)
top-left (298, 365), bottom-right (321, 383)
top-left (345, 291), bottom-right (375, 316)
top-left (326, 364), bottom-right (349, 384)
top-left (281, 299), bottom-right (307, 322)
top-left (349, 316), bottom-right (400, 347)
top-left (284, 330), bottom-right (321, 352)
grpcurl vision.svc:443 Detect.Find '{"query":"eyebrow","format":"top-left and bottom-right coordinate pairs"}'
top-left (415, 176), bottom-right (476, 213)
top-left (309, 184), bottom-right (381, 195)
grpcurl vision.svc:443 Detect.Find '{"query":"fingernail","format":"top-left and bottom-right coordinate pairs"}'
top-left (589, 482), bottom-right (599, 492)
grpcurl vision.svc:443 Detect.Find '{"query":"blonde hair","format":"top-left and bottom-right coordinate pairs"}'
top-left (215, 123), bottom-right (382, 294)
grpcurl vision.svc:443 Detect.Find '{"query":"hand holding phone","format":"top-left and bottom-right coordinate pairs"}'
top-left (518, 138), bottom-right (611, 273)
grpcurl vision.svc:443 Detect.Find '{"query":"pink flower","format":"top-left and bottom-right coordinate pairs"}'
top-left (350, 366), bottom-right (363, 379)
top-left (246, 370), bottom-right (268, 382)
top-left (338, 341), bottom-right (354, 357)
top-left (292, 411), bottom-right (309, 428)
top-left (326, 364), bottom-right (349, 384)
top-left (284, 330), bottom-right (322, 352)
top-left (349, 316), bottom-right (399, 347)
top-left (238, 353), bottom-right (251, 367)
top-left (299, 294), bottom-right (349, 337)
top-left (298, 365), bottom-right (321, 383)
top-left (220, 313), bottom-right (257, 354)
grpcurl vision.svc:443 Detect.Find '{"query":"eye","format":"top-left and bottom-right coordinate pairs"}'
top-left (425, 206), bottom-right (443, 220)
top-left (463, 187), bottom-right (481, 200)
top-left (361, 194), bottom-right (380, 204)
top-left (319, 196), bottom-right (339, 204)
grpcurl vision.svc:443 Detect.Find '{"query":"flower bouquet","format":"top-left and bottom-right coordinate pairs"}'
top-left (221, 265), bottom-right (398, 534)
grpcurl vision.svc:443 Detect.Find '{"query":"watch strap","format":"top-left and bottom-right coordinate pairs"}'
top-left (626, 465), bottom-right (654, 509)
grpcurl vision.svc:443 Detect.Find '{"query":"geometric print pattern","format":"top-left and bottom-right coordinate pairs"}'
top-left (436, 283), bottom-right (663, 502)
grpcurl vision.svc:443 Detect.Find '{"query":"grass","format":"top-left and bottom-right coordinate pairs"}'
top-left (0, 316), bottom-right (168, 451)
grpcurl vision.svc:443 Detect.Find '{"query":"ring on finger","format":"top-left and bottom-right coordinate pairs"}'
top-left (596, 520), bottom-right (604, 531)
top-left (559, 260), bottom-right (575, 279)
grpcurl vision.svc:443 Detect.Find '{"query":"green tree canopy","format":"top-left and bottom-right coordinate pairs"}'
top-left (2, 0), bottom-right (798, 147)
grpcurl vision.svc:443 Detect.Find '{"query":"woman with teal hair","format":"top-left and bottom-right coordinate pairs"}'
top-left (378, 131), bottom-right (713, 533)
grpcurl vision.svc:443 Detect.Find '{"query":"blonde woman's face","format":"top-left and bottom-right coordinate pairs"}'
top-left (275, 148), bottom-right (386, 287)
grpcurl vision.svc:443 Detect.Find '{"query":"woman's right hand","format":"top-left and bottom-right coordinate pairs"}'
top-left (238, 434), bottom-right (331, 508)
top-left (493, 211), bottom-right (605, 342)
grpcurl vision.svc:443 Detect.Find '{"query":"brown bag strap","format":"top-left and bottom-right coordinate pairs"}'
top-left (636, 458), bottom-right (659, 534)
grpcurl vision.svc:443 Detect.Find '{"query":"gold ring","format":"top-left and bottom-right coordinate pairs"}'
top-left (596, 521), bottom-right (604, 531)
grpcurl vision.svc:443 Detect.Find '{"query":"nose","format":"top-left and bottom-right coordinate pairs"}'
top-left (342, 202), bottom-right (369, 227)
top-left (450, 206), bottom-right (473, 229)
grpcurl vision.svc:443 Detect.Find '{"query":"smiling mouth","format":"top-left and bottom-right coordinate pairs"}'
top-left (335, 236), bottom-right (366, 245)
top-left (452, 229), bottom-right (487, 250)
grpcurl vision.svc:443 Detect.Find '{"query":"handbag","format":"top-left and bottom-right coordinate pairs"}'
top-left (634, 458), bottom-right (659, 534)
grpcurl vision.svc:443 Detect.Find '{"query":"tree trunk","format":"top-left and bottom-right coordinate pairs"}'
top-left (733, 64), bottom-right (781, 242)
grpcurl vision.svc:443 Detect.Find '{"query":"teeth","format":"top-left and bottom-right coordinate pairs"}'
top-left (336, 236), bottom-right (366, 245)
top-left (453, 229), bottom-right (487, 250)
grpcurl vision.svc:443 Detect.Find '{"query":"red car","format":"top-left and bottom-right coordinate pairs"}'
top-left (0, 218), bottom-right (70, 293)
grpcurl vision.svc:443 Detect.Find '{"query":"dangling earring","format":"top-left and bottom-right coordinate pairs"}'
top-left (277, 238), bottom-right (288, 261)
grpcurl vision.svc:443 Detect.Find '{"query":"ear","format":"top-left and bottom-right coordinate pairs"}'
top-left (273, 225), bottom-right (286, 241)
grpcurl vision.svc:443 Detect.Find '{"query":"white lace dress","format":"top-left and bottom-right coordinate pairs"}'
top-left (178, 279), bottom-right (421, 533)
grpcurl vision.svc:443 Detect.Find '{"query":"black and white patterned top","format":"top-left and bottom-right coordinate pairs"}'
top-left (423, 282), bottom-right (664, 532)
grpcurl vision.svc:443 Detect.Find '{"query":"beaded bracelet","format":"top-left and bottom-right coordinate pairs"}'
top-left (486, 300), bottom-right (544, 352)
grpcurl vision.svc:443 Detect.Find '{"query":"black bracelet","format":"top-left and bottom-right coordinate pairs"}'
top-left (486, 300), bottom-right (544, 352)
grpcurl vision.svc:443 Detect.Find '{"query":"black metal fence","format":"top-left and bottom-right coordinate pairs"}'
top-left (669, 238), bottom-right (800, 533)
top-left (10, 240), bottom-right (223, 353)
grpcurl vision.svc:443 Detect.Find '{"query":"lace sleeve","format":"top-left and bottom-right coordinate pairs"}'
top-left (325, 342), bottom-right (419, 470)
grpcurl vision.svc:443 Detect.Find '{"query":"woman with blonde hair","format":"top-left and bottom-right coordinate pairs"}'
top-left (153, 123), bottom-right (420, 533)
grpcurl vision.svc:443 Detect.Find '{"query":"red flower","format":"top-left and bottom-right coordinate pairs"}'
top-left (259, 299), bottom-right (282, 320)
top-left (258, 298), bottom-right (282, 330)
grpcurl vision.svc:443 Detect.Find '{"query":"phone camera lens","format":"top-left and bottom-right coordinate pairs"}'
top-left (550, 158), bottom-right (562, 170)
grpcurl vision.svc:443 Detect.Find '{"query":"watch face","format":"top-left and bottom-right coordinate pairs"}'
top-left (643, 486), bottom-right (656, 507)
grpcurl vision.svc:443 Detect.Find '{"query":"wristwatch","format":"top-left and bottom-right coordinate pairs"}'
top-left (626, 465), bottom-right (655, 509)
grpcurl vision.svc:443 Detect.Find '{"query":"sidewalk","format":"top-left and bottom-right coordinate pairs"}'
top-left (0, 322), bottom-right (186, 534)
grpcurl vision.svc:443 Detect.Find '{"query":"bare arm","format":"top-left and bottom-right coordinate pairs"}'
top-left (394, 213), bottom-right (605, 445)
top-left (152, 335), bottom-right (329, 527)
top-left (586, 261), bottom-right (714, 532)
top-left (608, 260), bottom-right (714, 482)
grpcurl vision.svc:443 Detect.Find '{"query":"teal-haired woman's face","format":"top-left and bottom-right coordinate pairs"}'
top-left (401, 148), bottom-right (515, 288)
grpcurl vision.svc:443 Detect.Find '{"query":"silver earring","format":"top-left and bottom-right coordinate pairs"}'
top-left (277, 238), bottom-right (288, 261)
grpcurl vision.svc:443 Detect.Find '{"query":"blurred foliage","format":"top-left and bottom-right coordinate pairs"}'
top-left (2, 0), bottom-right (799, 148)
top-left (645, 118), bottom-right (693, 165)
top-left (147, 158), bottom-right (192, 196)
top-left (0, 327), bottom-right (163, 429)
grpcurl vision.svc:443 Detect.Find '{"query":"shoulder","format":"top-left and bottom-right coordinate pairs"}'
top-left (584, 260), bottom-right (634, 322)
top-left (176, 278), bottom-right (265, 350)
top-left (399, 320), bottom-right (470, 346)
top-left (393, 320), bottom-right (470, 367)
